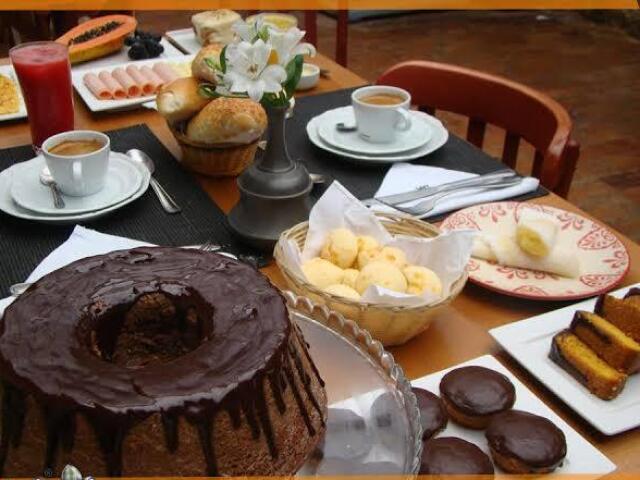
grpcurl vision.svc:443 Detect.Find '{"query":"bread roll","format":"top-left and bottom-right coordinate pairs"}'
top-left (191, 10), bottom-right (241, 46)
top-left (157, 77), bottom-right (212, 124)
top-left (192, 44), bottom-right (223, 84)
top-left (186, 97), bottom-right (267, 146)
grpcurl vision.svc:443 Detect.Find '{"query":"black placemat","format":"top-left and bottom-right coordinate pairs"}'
top-left (289, 87), bottom-right (548, 218)
top-left (0, 124), bottom-right (241, 296)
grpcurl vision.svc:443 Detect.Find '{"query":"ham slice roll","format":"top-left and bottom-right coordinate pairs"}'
top-left (152, 62), bottom-right (179, 84)
top-left (98, 71), bottom-right (126, 100)
top-left (140, 66), bottom-right (164, 93)
top-left (83, 73), bottom-right (112, 100)
top-left (125, 65), bottom-right (154, 96)
top-left (112, 67), bottom-right (140, 98)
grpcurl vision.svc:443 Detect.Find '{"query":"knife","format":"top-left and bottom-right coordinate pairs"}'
top-left (362, 170), bottom-right (518, 207)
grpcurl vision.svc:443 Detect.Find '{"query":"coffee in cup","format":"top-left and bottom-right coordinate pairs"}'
top-left (42, 130), bottom-right (110, 197)
top-left (351, 86), bottom-right (412, 143)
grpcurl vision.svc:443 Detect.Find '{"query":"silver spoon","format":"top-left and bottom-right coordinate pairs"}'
top-left (309, 173), bottom-right (329, 185)
top-left (126, 149), bottom-right (181, 214)
top-left (336, 122), bottom-right (358, 133)
top-left (39, 167), bottom-right (65, 209)
top-left (10, 281), bottom-right (31, 296)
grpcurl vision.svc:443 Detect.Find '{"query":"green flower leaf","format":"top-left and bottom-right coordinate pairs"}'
top-left (204, 57), bottom-right (219, 72)
top-left (219, 45), bottom-right (228, 74)
top-left (198, 83), bottom-right (219, 99)
top-left (282, 54), bottom-right (304, 99)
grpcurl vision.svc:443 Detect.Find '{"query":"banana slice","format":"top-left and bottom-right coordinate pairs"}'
top-left (516, 210), bottom-right (559, 257)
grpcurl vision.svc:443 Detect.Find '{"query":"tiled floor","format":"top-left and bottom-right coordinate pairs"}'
top-left (141, 10), bottom-right (640, 242)
top-left (5, 11), bottom-right (640, 241)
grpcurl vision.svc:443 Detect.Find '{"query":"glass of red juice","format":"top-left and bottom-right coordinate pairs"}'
top-left (10, 41), bottom-right (75, 151)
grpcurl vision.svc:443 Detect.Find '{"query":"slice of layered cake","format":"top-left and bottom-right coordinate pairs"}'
top-left (595, 292), bottom-right (640, 343)
top-left (550, 330), bottom-right (627, 400)
top-left (570, 311), bottom-right (640, 374)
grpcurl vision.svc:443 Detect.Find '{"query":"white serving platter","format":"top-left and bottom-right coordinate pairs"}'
top-left (490, 283), bottom-right (640, 436)
top-left (0, 65), bottom-right (27, 122)
top-left (413, 354), bottom-right (616, 475)
top-left (71, 55), bottom-right (194, 113)
top-left (165, 28), bottom-right (202, 55)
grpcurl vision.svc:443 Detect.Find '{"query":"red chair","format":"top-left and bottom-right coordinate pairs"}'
top-left (377, 61), bottom-right (580, 198)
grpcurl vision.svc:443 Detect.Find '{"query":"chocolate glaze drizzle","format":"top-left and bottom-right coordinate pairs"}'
top-left (0, 247), bottom-right (325, 476)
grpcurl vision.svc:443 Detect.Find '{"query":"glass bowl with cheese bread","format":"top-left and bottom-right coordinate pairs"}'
top-left (274, 183), bottom-right (472, 346)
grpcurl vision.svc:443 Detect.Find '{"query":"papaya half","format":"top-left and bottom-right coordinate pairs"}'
top-left (56, 15), bottom-right (137, 64)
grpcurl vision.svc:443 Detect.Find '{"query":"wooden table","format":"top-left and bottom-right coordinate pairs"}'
top-left (1, 52), bottom-right (638, 473)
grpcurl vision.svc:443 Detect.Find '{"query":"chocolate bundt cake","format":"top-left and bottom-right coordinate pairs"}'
top-left (0, 247), bottom-right (327, 476)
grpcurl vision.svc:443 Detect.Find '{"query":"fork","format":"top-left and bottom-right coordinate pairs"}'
top-left (198, 241), bottom-right (265, 269)
top-left (378, 178), bottom-right (523, 217)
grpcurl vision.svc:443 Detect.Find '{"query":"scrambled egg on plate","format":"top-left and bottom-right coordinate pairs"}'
top-left (0, 73), bottom-right (20, 115)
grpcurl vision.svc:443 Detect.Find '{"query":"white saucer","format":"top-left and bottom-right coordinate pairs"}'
top-left (307, 110), bottom-right (449, 164)
top-left (0, 152), bottom-right (151, 225)
top-left (317, 107), bottom-right (432, 155)
top-left (11, 154), bottom-right (143, 215)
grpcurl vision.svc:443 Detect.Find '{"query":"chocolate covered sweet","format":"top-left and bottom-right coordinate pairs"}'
top-left (420, 437), bottom-right (494, 475)
top-left (486, 410), bottom-right (567, 473)
top-left (412, 387), bottom-right (448, 440)
top-left (0, 247), bottom-right (327, 477)
top-left (439, 366), bottom-right (516, 429)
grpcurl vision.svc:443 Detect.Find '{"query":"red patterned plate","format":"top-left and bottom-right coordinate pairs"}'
top-left (441, 202), bottom-right (630, 300)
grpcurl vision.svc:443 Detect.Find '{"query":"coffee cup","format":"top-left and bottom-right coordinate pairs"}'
top-left (351, 86), bottom-right (412, 143)
top-left (42, 130), bottom-right (110, 197)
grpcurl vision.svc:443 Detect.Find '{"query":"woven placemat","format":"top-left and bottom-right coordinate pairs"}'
top-left (289, 87), bottom-right (548, 217)
top-left (0, 124), bottom-right (241, 295)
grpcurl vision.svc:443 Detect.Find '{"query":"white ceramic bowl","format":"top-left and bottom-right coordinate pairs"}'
top-left (296, 63), bottom-right (320, 91)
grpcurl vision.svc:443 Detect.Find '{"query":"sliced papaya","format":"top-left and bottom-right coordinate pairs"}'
top-left (56, 15), bottom-right (137, 64)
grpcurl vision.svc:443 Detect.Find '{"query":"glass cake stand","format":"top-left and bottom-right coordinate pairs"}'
top-left (285, 292), bottom-right (423, 476)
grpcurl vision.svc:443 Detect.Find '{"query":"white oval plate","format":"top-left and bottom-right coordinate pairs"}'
top-left (0, 153), bottom-right (151, 225)
top-left (11, 154), bottom-right (142, 215)
top-left (307, 110), bottom-right (448, 164)
top-left (316, 107), bottom-right (432, 155)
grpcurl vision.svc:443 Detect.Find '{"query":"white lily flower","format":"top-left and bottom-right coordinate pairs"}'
top-left (268, 27), bottom-right (317, 67)
top-left (223, 40), bottom-right (286, 102)
top-left (232, 19), bottom-right (259, 43)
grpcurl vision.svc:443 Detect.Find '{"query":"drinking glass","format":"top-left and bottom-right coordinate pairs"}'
top-left (10, 41), bottom-right (74, 151)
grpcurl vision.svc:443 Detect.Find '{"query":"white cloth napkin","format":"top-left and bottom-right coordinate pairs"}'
top-left (372, 163), bottom-right (540, 219)
top-left (0, 226), bottom-right (150, 317)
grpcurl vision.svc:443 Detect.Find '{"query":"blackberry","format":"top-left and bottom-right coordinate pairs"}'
top-left (128, 43), bottom-right (150, 60)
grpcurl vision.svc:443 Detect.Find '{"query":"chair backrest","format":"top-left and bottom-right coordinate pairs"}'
top-left (377, 60), bottom-right (579, 197)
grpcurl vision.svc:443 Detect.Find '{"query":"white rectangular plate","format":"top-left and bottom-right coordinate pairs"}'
top-left (0, 65), bottom-right (27, 122)
top-left (413, 355), bottom-right (616, 475)
top-left (71, 54), bottom-right (194, 113)
top-left (166, 28), bottom-right (202, 55)
top-left (490, 283), bottom-right (640, 436)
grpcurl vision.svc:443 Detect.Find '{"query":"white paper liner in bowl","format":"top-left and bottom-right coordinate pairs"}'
top-left (280, 181), bottom-right (474, 307)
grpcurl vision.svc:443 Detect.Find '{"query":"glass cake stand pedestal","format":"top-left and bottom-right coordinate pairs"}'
top-left (286, 293), bottom-right (423, 476)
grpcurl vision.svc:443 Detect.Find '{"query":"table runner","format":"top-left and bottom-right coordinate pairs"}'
top-left (0, 124), bottom-right (242, 295)
top-left (290, 87), bottom-right (548, 214)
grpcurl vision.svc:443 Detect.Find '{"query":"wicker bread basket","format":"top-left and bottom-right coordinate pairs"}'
top-left (274, 212), bottom-right (468, 346)
top-left (169, 124), bottom-right (259, 177)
